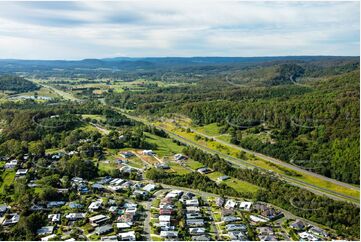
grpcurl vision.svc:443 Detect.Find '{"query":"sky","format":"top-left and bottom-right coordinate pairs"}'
top-left (0, 1), bottom-right (359, 59)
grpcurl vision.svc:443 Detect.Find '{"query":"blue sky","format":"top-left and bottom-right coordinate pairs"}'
top-left (0, 1), bottom-right (359, 59)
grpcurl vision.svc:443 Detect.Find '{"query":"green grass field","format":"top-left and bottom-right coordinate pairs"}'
top-left (144, 132), bottom-right (184, 157)
top-left (205, 171), bottom-right (259, 194)
top-left (167, 162), bottom-right (191, 175)
top-left (0, 170), bottom-right (15, 194)
top-left (193, 123), bottom-right (223, 136)
top-left (81, 114), bottom-right (106, 122)
top-left (186, 159), bottom-right (204, 170)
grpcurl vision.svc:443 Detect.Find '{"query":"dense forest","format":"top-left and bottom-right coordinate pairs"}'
top-left (0, 75), bottom-right (39, 93)
top-left (106, 61), bottom-right (360, 184)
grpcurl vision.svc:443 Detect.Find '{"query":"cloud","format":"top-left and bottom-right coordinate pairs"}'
top-left (0, 1), bottom-right (358, 59)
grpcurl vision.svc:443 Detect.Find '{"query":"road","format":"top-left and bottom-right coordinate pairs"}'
top-left (187, 125), bottom-right (358, 191)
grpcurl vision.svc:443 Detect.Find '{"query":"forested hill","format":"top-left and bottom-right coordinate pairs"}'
top-left (0, 75), bottom-right (38, 93)
top-left (107, 63), bottom-right (360, 184)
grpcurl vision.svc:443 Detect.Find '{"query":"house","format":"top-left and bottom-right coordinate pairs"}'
top-left (174, 154), bottom-right (187, 161)
top-left (298, 231), bottom-right (319, 241)
top-left (197, 167), bottom-right (212, 174)
top-left (101, 235), bottom-right (118, 241)
top-left (216, 197), bottom-right (224, 207)
top-left (260, 207), bottom-right (283, 220)
top-left (142, 150), bottom-right (155, 156)
top-left (257, 227), bottom-right (274, 236)
top-left (116, 222), bottom-right (133, 230)
top-left (65, 213), bottom-right (86, 220)
top-left (120, 151), bottom-right (134, 158)
top-left (15, 169), bottom-right (28, 176)
top-left (191, 235), bottom-right (210, 241)
top-left (159, 215), bottom-right (171, 222)
top-left (0, 204), bottom-right (8, 215)
top-left (239, 201), bottom-right (253, 211)
top-left (309, 226), bottom-right (327, 238)
top-left (4, 160), bottom-right (18, 169)
top-left (165, 190), bottom-right (183, 198)
top-left (226, 223), bottom-right (247, 231)
top-left (186, 206), bottom-right (201, 213)
top-left (224, 199), bottom-right (237, 209)
top-left (229, 231), bottom-right (248, 241)
top-left (89, 214), bottom-right (110, 226)
top-left (95, 224), bottom-right (113, 235)
top-left (155, 163), bottom-right (170, 169)
top-left (186, 213), bottom-right (202, 219)
top-left (69, 202), bottom-right (83, 209)
top-left (186, 219), bottom-right (204, 227)
top-left (37, 226), bottom-right (54, 235)
top-left (217, 175), bottom-right (230, 182)
top-left (108, 206), bottom-right (118, 213)
top-left (118, 231), bottom-right (136, 241)
top-left (250, 215), bottom-right (268, 223)
top-left (88, 200), bottom-right (102, 211)
top-left (189, 227), bottom-right (206, 235)
top-left (47, 201), bottom-right (65, 208)
top-left (109, 178), bottom-right (124, 186)
top-left (92, 183), bottom-right (104, 190)
top-left (41, 234), bottom-right (57, 241)
top-left (223, 216), bottom-right (241, 223)
top-left (160, 231), bottom-right (179, 239)
top-left (185, 199), bottom-right (199, 207)
top-left (142, 184), bottom-right (156, 192)
top-left (133, 190), bottom-right (148, 197)
top-left (30, 204), bottom-right (44, 211)
top-left (159, 209), bottom-right (173, 215)
top-left (48, 214), bottom-right (61, 223)
top-left (290, 220), bottom-right (306, 231)
top-left (2, 213), bottom-right (20, 225)
top-left (124, 202), bottom-right (137, 210)
top-left (259, 234), bottom-right (278, 241)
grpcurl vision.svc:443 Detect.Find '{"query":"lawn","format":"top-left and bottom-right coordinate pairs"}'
top-left (167, 162), bottom-right (191, 175)
top-left (127, 157), bottom-right (145, 169)
top-left (186, 159), bottom-right (204, 170)
top-left (193, 123), bottom-right (223, 136)
top-left (205, 171), bottom-right (259, 194)
top-left (0, 170), bottom-right (15, 194)
top-left (144, 132), bottom-right (184, 157)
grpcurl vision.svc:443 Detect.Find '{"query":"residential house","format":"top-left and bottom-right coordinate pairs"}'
top-left (189, 227), bottom-right (206, 235)
top-left (15, 169), bottom-right (28, 176)
top-left (89, 214), bottom-right (110, 226)
top-left (159, 215), bottom-right (171, 222)
top-left (95, 224), bottom-right (113, 235)
top-left (37, 226), bottom-right (54, 235)
top-left (186, 213), bottom-right (202, 219)
top-left (48, 214), bottom-right (61, 223)
top-left (309, 226), bottom-right (327, 238)
top-left (120, 152), bottom-right (134, 159)
top-left (186, 206), bottom-right (200, 213)
top-left (185, 199), bottom-right (199, 207)
top-left (88, 200), bottom-right (102, 212)
top-left (216, 197), bottom-right (224, 207)
top-left (186, 219), bottom-right (204, 227)
top-left (197, 167), bottom-right (212, 174)
top-left (118, 231), bottom-right (136, 241)
top-left (65, 213), bottom-right (86, 221)
top-left (224, 199), bottom-right (237, 210)
top-left (100, 235), bottom-right (118, 241)
top-left (4, 160), bottom-right (18, 169)
top-left (239, 201), bottom-right (253, 211)
top-left (191, 235), bottom-right (210, 241)
top-left (116, 222), bottom-right (133, 230)
top-left (160, 231), bottom-right (179, 239)
top-left (47, 201), bottom-right (65, 208)
top-left (142, 184), bottom-right (156, 192)
top-left (0, 204), bottom-right (8, 215)
top-left (41, 234), bottom-right (57, 241)
top-left (226, 223), bottom-right (247, 231)
top-left (223, 216), bottom-right (241, 223)
top-left (2, 213), bottom-right (20, 225)
top-left (290, 220), bottom-right (306, 231)
top-left (229, 231), bottom-right (248, 241)
top-left (298, 231), bottom-right (319, 241)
